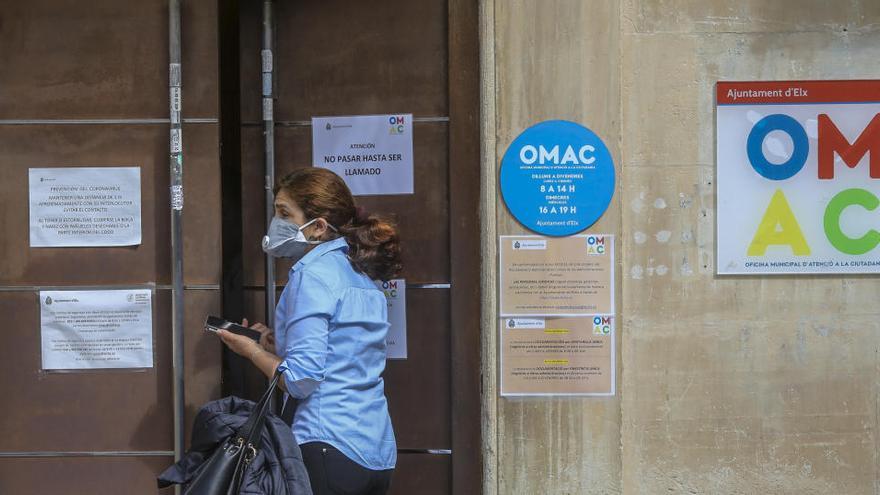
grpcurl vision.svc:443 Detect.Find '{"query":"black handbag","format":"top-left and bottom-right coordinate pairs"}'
top-left (184, 370), bottom-right (282, 495)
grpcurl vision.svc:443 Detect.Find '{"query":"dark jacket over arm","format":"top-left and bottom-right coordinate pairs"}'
top-left (158, 396), bottom-right (312, 495)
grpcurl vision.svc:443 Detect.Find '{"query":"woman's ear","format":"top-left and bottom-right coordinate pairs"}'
top-left (313, 218), bottom-right (330, 240)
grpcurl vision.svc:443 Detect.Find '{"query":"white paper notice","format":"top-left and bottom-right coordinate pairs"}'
top-left (377, 279), bottom-right (407, 359)
top-left (312, 114), bottom-right (414, 195)
top-left (40, 290), bottom-right (154, 370)
top-left (29, 167), bottom-right (142, 247)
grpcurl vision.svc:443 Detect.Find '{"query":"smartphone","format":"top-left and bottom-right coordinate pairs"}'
top-left (204, 315), bottom-right (262, 342)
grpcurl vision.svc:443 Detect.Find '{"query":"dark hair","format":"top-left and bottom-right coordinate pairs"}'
top-left (274, 168), bottom-right (402, 281)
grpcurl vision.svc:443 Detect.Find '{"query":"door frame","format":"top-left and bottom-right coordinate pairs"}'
top-left (448, 0), bottom-right (483, 493)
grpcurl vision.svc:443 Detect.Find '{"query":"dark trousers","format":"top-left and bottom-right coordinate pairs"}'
top-left (300, 442), bottom-right (393, 495)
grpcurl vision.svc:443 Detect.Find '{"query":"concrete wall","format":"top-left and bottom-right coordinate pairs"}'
top-left (481, 1), bottom-right (880, 493)
top-left (481, 1), bottom-right (623, 493)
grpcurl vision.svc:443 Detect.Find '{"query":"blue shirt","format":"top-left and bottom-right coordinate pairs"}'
top-left (275, 236), bottom-right (397, 470)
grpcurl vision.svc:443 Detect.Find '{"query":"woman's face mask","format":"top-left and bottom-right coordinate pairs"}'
top-left (261, 217), bottom-right (322, 259)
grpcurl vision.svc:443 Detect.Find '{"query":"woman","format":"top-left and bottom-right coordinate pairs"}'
top-left (217, 167), bottom-right (400, 495)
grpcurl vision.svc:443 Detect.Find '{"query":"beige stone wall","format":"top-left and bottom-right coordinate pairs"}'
top-left (482, 1), bottom-right (622, 493)
top-left (481, 1), bottom-right (880, 493)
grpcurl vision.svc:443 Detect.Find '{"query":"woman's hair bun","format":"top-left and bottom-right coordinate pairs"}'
top-left (342, 213), bottom-right (402, 281)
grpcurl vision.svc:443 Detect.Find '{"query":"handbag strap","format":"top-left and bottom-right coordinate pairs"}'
top-left (279, 393), bottom-right (298, 427)
top-left (235, 369), bottom-right (281, 448)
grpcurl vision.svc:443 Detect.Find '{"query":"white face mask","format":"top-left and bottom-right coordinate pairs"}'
top-left (261, 217), bottom-right (322, 259)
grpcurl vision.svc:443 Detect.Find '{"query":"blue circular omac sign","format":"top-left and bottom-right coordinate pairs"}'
top-left (500, 120), bottom-right (615, 236)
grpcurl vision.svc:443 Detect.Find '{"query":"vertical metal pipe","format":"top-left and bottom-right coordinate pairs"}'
top-left (262, 0), bottom-right (276, 329)
top-left (168, 0), bottom-right (186, 468)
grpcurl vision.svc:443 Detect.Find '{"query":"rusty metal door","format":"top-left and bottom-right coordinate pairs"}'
top-left (0, 1), bottom-right (223, 492)
top-left (230, 0), bottom-right (481, 493)
top-left (0, 0), bottom-right (480, 493)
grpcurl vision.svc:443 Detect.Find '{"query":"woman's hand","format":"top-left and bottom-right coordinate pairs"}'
top-left (243, 318), bottom-right (276, 355)
top-left (217, 325), bottom-right (284, 389)
top-left (217, 329), bottom-right (262, 360)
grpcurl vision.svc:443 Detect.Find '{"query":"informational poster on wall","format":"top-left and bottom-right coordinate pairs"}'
top-left (717, 80), bottom-right (880, 274)
top-left (312, 114), bottom-right (414, 195)
top-left (377, 279), bottom-right (407, 359)
top-left (499, 235), bottom-right (614, 316)
top-left (29, 167), bottom-right (142, 247)
top-left (40, 289), bottom-right (154, 370)
top-left (500, 315), bottom-right (614, 396)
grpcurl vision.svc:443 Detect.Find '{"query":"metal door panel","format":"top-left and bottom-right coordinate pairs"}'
top-left (0, 0), bottom-right (218, 120)
top-left (0, 124), bottom-right (221, 286)
top-left (389, 453), bottom-right (451, 495)
top-left (0, 456), bottom-right (173, 495)
top-left (238, 0), bottom-right (448, 123)
top-left (0, 290), bottom-right (220, 452)
top-left (384, 289), bottom-right (452, 449)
